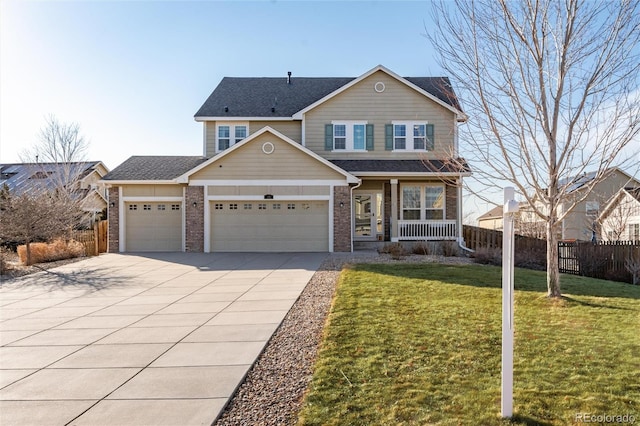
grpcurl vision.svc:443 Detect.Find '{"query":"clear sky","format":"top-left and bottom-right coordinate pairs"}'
top-left (0, 0), bottom-right (495, 218)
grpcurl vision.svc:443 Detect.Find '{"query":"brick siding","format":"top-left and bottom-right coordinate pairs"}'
top-left (185, 186), bottom-right (204, 252)
top-left (107, 187), bottom-right (119, 253)
top-left (333, 186), bottom-right (352, 252)
top-left (446, 183), bottom-right (458, 220)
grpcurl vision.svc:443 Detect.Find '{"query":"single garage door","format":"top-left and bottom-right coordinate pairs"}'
top-left (211, 200), bottom-right (328, 252)
top-left (125, 202), bottom-right (182, 251)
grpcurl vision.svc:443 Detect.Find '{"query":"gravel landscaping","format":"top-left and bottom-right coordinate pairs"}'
top-left (213, 252), bottom-right (472, 426)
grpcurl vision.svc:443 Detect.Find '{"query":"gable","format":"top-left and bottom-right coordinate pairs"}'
top-left (305, 70), bottom-right (458, 122)
top-left (293, 66), bottom-right (464, 120)
top-left (188, 128), bottom-right (355, 182)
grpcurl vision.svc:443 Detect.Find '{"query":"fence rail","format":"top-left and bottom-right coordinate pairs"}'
top-left (462, 225), bottom-right (546, 252)
top-left (558, 240), bottom-right (640, 280)
top-left (70, 220), bottom-right (108, 257)
top-left (462, 225), bottom-right (639, 283)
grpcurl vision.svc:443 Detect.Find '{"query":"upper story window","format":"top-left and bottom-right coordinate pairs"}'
top-left (401, 184), bottom-right (445, 220)
top-left (388, 122), bottom-right (434, 151)
top-left (217, 123), bottom-right (248, 152)
top-left (585, 201), bottom-right (599, 217)
top-left (325, 122), bottom-right (372, 151)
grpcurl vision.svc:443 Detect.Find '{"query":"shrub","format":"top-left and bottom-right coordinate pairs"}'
top-left (412, 242), bottom-right (433, 256)
top-left (472, 247), bottom-right (502, 266)
top-left (17, 239), bottom-right (85, 265)
top-left (604, 268), bottom-right (633, 284)
top-left (0, 247), bottom-right (11, 275)
top-left (379, 242), bottom-right (408, 260)
top-left (440, 241), bottom-right (459, 257)
top-left (514, 247), bottom-right (547, 271)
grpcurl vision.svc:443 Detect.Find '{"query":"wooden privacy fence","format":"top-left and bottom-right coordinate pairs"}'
top-left (558, 240), bottom-right (640, 281)
top-left (70, 220), bottom-right (108, 257)
top-left (462, 225), bottom-right (546, 252)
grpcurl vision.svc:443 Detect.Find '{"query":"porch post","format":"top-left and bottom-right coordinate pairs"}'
top-left (391, 179), bottom-right (398, 242)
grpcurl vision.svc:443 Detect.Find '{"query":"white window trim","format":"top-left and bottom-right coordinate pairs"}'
top-left (331, 121), bottom-right (368, 152)
top-left (392, 121), bottom-right (429, 152)
top-left (400, 183), bottom-right (446, 221)
top-left (216, 122), bottom-right (249, 153)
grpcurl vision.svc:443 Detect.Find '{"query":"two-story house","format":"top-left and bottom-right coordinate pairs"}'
top-left (102, 65), bottom-right (470, 252)
top-left (599, 187), bottom-right (640, 241)
top-left (0, 161), bottom-right (110, 222)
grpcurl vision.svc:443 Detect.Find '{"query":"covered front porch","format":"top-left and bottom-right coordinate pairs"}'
top-left (351, 178), bottom-right (461, 243)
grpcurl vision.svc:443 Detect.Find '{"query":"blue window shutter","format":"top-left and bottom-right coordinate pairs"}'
top-left (366, 124), bottom-right (374, 150)
top-left (426, 124), bottom-right (435, 150)
top-left (385, 124), bottom-right (393, 151)
top-left (325, 124), bottom-right (333, 150)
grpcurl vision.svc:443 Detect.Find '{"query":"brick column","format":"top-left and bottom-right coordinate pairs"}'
top-left (446, 183), bottom-right (458, 220)
top-left (333, 186), bottom-right (352, 252)
top-left (185, 186), bottom-right (204, 252)
top-left (107, 187), bottom-right (119, 253)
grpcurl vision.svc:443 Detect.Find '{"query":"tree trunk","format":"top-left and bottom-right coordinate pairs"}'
top-left (546, 224), bottom-right (561, 298)
top-left (25, 241), bottom-right (32, 266)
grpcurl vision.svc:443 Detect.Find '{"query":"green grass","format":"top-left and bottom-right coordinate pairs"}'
top-left (297, 264), bottom-right (640, 426)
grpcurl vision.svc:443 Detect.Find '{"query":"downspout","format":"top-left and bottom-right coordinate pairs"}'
top-left (350, 180), bottom-right (362, 252)
top-left (457, 177), bottom-right (474, 255)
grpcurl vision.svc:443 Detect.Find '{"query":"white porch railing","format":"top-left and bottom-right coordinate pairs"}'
top-left (397, 220), bottom-right (457, 241)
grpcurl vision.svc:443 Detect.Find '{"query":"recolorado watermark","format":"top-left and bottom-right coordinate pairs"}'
top-left (576, 413), bottom-right (636, 424)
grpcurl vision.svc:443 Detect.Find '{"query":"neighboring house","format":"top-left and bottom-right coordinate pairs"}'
top-left (102, 65), bottom-right (471, 253)
top-left (477, 202), bottom-right (545, 238)
top-left (477, 206), bottom-right (504, 230)
top-left (599, 187), bottom-right (640, 241)
top-left (0, 161), bottom-right (110, 220)
top-left (493, 167), bottom-right (640, 241)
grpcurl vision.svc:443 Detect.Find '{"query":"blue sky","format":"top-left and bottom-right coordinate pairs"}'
top-left (0, 0), bottom-right (495, 217)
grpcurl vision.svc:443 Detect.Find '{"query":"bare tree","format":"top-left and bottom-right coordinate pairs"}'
top-left (2, 116), bottom-right (93, 264)
top-left (426, 0), bottom-right (640, 297)
top-left (20, 115), bottom-right (90, 190)
top-left (0, 191), bottom-right (85, 265)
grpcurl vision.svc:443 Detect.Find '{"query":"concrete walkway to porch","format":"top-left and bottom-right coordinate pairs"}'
top-left (0, 252), bottom-right (326, 425)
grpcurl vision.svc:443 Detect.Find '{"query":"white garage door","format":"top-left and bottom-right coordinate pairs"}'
top-left (210, 201), bottom-right (328, 252)
top-left (125, 202), bottom-right (182, 251)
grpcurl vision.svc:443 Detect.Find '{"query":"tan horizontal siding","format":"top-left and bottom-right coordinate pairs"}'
top-left (192, 132), bottom-right (345, 181)
top-left (204, 121), bottom-right (302, 157)
top-left (305, 70), bottom-right (457, 160)
top-left (207, 185), bottom-right (330, 197)
top-left (249, 121), bottom-right (301, 143)
top-left (122, 185), bottom-right (183, 197)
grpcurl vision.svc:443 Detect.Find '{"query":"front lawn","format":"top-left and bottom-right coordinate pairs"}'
top-left (297, 264), bottom-right (640, 425)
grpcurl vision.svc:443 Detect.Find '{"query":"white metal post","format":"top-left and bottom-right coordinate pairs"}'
top-left (502, 187), bottom-right (518, 418)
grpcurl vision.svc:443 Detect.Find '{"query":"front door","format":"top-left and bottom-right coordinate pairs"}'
top-left (354, 193), bottom-right (382, 240)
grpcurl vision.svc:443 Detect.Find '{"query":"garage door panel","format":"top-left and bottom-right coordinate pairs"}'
top-left (210, 201), bottom-right (328, 252)
top-left (125, 202), bottom-right (182, 252)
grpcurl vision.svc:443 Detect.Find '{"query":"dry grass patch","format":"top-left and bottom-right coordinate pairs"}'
top-left (17, 239), bottom-right (85, 265)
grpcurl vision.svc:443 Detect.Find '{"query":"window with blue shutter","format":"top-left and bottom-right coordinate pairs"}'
top-left (325, 124), bottom-right (333, 151)
top-left (366, 124), bottom-right (374, 150)
top-left (385, 124), bottom-right (393, 150)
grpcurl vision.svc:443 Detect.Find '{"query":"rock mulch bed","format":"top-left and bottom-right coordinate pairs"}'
top-left (213, 252), bottom-right (472, 425)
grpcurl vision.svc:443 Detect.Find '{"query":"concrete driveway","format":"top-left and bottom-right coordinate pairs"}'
top-left (0, 252), bottom-right (326, 425)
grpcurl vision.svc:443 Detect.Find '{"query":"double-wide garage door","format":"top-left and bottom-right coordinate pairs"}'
top-left (210, 200), bottom-right (328, 252)
top-left (125, 202), bottom-right (182, 251)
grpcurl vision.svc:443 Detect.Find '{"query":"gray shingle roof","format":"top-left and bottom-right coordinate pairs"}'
top-left (102, 156), bottom-right (208, 181)
top-left (195, 76), bottom-right (462, 118)
top-left (0, 162), bottom-right (101, 195)
top-left (329, 159), bottom-right (471, 174)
